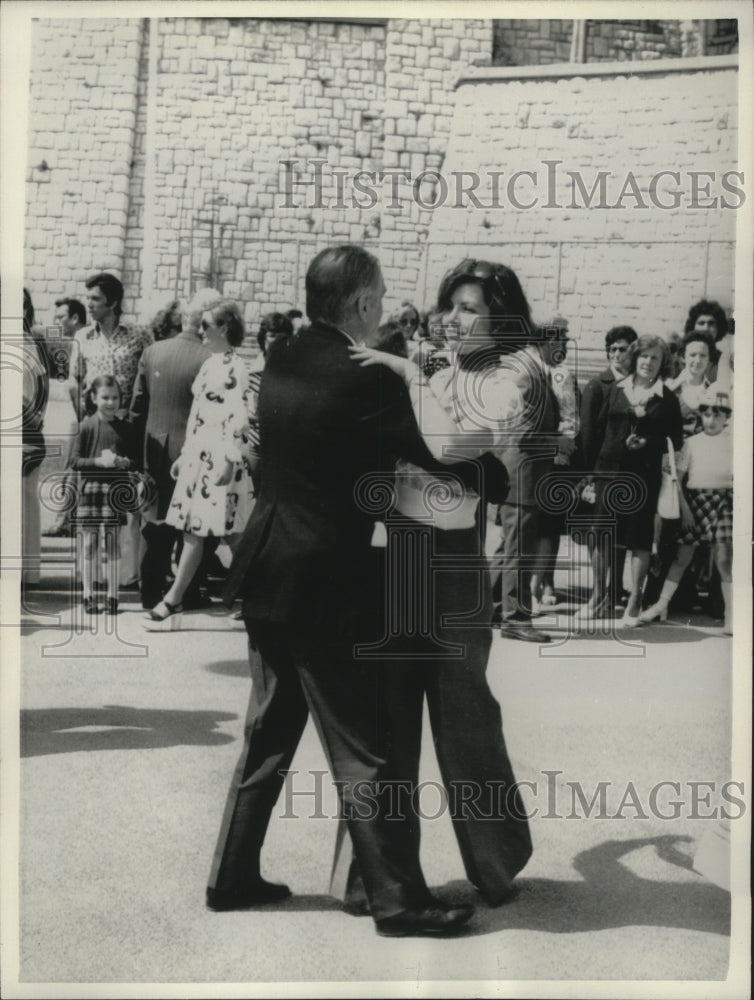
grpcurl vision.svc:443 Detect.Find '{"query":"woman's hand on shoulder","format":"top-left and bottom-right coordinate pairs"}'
top-left (348, 345), bottom-right (415, 381)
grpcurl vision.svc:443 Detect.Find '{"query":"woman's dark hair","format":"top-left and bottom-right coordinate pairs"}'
top-left (435, 259), bottom-right (533, 358)
top-left (89, 374), bottom-right (122, 405)
top-left (150, 300), bottom-right (182, 341)
top-left (683, 299), bottom-right (728, 341)
top-left (210, 299), bottom-right (245, 347)
top-left (374, 321), bottom-right (408, 359)
top-left (681, 329), bottom-right (718, 364)
top-left (605, 325), bottom-right (638, 351)
top-left (257, 311), bottom-right (294, 354)
top-left (626, 335), bottom-right (673, 381)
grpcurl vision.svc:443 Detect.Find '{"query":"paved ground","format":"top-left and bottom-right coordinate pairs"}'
top-left (6, 399), bottom-right (742, 995)
top-left (11, 559), bottom-right (740, 995)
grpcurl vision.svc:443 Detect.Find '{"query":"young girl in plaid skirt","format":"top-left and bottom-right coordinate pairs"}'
top-left (70, 375), bottom-right (138, 614)
top-left (640, 386), bottom-right (733, 632)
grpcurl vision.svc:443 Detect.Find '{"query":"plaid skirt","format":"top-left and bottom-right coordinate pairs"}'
top-left (72, 473), bottom-right (133, 526)
top-left (680, 487), bottom-right (733, 545)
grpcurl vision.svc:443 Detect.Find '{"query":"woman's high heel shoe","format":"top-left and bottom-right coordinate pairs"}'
top-left (621, 610), bottom-right (642, 629)
top-left (639, 602), bottom-right (669, 624)
top-left (147, 599), bottom-right (183, 629)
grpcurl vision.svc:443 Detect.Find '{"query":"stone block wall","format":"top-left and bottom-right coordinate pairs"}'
top-left (25, 19), bottom-right (145, 315)
top-left (25, 16), bottom-right (493, 329)
top-left (424, 63), bottom-right (738, 365)
top-left (24, 17), bottom-right (739, 365)
top-left (492, 19), bottom-right (738, 66)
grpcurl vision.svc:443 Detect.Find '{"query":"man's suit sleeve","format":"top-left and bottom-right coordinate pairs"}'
top-left (579, 378), bottom-right (605, 472)
top-left (365, 366), bottom-right (439, 470)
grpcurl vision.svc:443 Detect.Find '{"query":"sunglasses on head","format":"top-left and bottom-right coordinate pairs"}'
top-left (699, 405), bottom-right (731, 416)
top-left (452, 259), bottom-right (508, 299)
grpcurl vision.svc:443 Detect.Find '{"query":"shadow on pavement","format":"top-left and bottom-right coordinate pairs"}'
top-left (205, 659), bottom-right (250, 678)
top-left (437, 835), bottom-right (729, 939)
top-left (21, 705), bottom-right (238, 757)
top-left (206, 836), bottom-right (729, 942)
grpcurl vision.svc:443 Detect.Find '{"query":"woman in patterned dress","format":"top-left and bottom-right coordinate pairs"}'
top-left (148, 299), bottom-right (254, 622)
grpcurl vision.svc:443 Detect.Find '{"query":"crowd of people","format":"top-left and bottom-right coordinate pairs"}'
top-left (22, 258), bottom-right (734, 634)
top-left (21, 246), bottom-right (735, 937)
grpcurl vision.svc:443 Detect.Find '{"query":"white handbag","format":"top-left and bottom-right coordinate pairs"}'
top-left (657, 437), bottom-right (680, 520)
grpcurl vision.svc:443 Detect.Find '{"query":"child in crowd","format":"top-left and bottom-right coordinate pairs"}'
top-left (70, 375), bottom-right (138, 614)
top-left (640, 387), bottom-right (733, 633)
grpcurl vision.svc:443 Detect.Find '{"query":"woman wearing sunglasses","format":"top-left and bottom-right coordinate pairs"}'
top-left (338, 259), bottom-right (537, 910)
top-left (641, 388), bottom-right (733, 632)
top-left (148, 299), bottom-right (254, 623)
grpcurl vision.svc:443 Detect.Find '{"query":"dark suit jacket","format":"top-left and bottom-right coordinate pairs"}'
top-left (594, 382), bottom-right (683, 492)
top-left (128, 332), bottom-right (209, 519)
top-left (579, 366), bottom-right (617, 472)
top-left (225, 321), bottom-right (447, 623)
top-left (497, 348), bottom-right (560, 506)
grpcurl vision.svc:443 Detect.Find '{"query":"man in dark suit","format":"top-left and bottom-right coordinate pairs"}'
top-left (576, 325), bottom-right (637, 616)
top-left (207, 246), bottom-right (474, 937)
top-left (128, 289), bottom-right (220, 609)
top-left (490, 333), bottom-right (563, 642)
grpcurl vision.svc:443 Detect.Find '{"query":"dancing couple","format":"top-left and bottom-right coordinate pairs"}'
top-left (207, 246), bottom-right (538, 937)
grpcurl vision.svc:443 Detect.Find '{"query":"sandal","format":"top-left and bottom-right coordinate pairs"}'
top-left (82, 596), bottom-right (100, 615)
top-left (149, 599), bottom-right (183, 621)
top-left (104, 597), bottom-right (119, 615)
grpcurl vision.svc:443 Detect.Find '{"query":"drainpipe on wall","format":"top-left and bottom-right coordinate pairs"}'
top-left (142, 17), bottom-right (159, 308)
top-left (570, 21), bottom-right (587, 63)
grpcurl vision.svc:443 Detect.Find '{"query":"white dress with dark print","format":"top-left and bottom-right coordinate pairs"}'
top-left (166, 350), bottom-right (254, 538)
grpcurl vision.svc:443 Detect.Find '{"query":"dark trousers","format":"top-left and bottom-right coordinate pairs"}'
top-left (490, 503), bottom-right (540, 625)
top-left (331, 523), bottom-right (533, 906)
top-left (207, 615), bottom-right (431, 921)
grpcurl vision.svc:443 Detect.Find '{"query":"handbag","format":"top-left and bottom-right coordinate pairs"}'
top-left (657, 437), bottom-right (680, 520)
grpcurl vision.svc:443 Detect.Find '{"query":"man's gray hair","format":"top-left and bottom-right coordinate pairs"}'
top-left (305, 245), bottom-right (380, 325)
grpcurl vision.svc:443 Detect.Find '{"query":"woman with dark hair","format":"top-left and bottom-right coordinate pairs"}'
top-left (667, 331), bottom-right (716, 437)
top-left (580, 334), bottom-right (683, 627)
top-left (149, 299), bottom-right (253, 623)
top-left (150, 299), bottom-right (183, 342)
top-left (338, 258), bottom-right (534, 909)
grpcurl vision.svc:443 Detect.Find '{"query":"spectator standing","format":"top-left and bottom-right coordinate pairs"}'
top-left (69, 375), bottom-right (139, 615)
top-left (641, 387), bottom-right (733, 633)
top-left (43, 297), bottom-right (87, 538)
top-left (147, 299), bottom-right (254, 623)
top-left (574, 325), bottom-right (637, 620)
top-left (128, 289), bottom-right (220, 609)
top-left (22, 288), bottom-right (50, 587)
top-left (584, 335), bottom-right (683, 627)
top-left (70, 273), bottom-right (151, 590)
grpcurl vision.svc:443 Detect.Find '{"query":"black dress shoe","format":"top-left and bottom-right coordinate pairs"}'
top-left (500, 624), bottom-right (551, 643)
top-left (376, 901), bottom-right (474, 938)
top-left (206, 879), bottom-right (291, 911)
